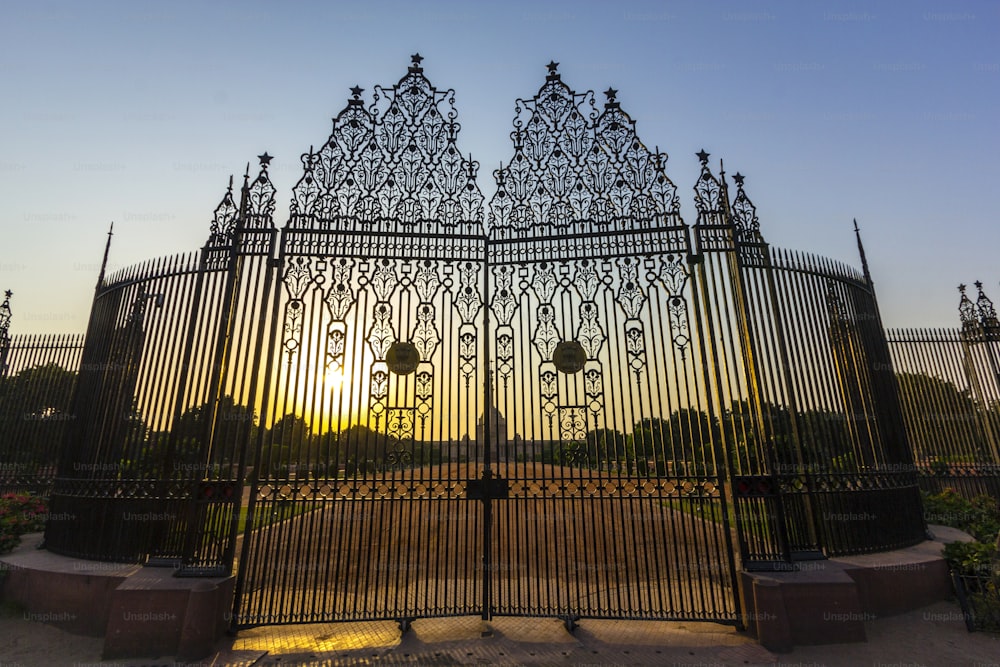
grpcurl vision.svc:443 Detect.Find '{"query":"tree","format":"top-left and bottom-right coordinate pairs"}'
top-left (634, 409), bottom-right (720, 476)
top-left (0, 363), bottom-right (78, 473)
top-left (163, 395), bottom-right (258, 478)
top-left (586, 427), bottom-right (627, 470)
top-left (259, 414), bottom-right (311, 476)
top-left (895, 371), bottom-right (988, 464)
top-left (339, 424), bottom-right (391, 475)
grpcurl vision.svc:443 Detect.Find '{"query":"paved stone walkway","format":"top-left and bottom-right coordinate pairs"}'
top-left (2, 599), bottom-right (1000, 665)
top-left (219, 615), bottom-right (776, 666)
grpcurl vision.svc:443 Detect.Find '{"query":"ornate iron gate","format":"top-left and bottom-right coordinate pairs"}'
top-left (227, 58), bottom-right (740, 627)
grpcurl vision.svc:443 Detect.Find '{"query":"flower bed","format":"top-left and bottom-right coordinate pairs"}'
top-left (0, 493), bottom-right (48, 554)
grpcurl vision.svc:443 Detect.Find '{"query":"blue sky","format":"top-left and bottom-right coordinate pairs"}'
top-left (1, 0), bottom-right (997, 333)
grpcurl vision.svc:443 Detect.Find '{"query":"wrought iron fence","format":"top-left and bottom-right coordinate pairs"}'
top-left (0, 324), bottom-right (84, 495)
top-left (887, 284), bottom-right (1000, 502)
top-left (30, 57), bottom-right (936, 626)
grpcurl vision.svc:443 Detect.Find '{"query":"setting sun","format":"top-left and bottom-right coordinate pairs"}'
top-left (324, 367), bottom-right (345, 390)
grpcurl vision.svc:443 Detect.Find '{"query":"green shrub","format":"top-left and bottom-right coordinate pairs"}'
top-left (943, 540), bottom-right (998, 576)
top-left (922, 488), bottom-right (1000, 543)
top-left (0, 493), bottom-right (48, 554)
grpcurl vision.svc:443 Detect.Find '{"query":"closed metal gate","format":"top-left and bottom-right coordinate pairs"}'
top-left (231, 57), bottom-right (739, 627)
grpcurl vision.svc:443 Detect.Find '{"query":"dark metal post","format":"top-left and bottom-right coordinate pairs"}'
top-left (480, 234), bottom-right (493, 621)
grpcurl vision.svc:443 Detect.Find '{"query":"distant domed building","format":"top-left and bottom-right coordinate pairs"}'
top-left (474, 373), bottom-right (522, 461)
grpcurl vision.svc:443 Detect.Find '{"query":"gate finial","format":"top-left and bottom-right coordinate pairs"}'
top-left (0, 290), bottom-right (11, 333)
top-left (546, 60), bottom-right (560, 81)
top-left (974, 281), bottom-right (999, 331)
top-left (0, 289), bottom-right (10, 377)
top-left (959, 283), bottom-right (978, 330)
top-left (603, 87), bottom-right (619, 109)
top-left (97, 222), bottom-right (114, 289)
top-left (853, 219), bottom-right (873, 286)
top-left (693, 150), bottom-right (722, 215)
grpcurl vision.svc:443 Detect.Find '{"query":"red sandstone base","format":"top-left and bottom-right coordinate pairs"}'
top-left (1, 529), bottom-right (961, 659)
top-left (0, 534), bottom-right (234, 661)
top-left (740, 536), bottom-right (954, 652)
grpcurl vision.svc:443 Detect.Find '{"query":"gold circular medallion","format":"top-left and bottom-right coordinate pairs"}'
top-left (552, 340), bottom-right (586, 374)
top-left (386, 341), bottom-right (420, 375)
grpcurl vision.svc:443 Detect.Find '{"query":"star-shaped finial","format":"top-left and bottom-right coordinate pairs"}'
top-left (733, 172), bottom-right (745, 186)
top-left (546, 60), bottom-right (559, 74)
top-left (959, 284), bottom-right (967, 293)
top-left (696, 149), bottom-right (710, 164)
top-left (258, 152), bottom-right (273, 167)
top-left (350, 85), bottom-right (363, 98)
top-left (411, 53), bottom-right (424, 66)
top-left (975, 280), bottom-right (984, 291)
top-left (604, 87), bottom-right (618, 102)
top-left (3, 290), bottom-right (11, 300)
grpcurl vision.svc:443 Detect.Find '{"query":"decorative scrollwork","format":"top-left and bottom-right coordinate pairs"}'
top-left (289, 55), bottom-right (484, 235)
top-left (386, 408), bottom-right (415, 444)
top-left (572, 259), bottom-right (599, 301)
top-left (959, 284), bottom-right (978, 330)
top-left (324, 259), bottom-right (356, 320)
top-left (615, 258), bottom-right (646, 319)
top-left (284, 257), bottom-right (312, 299)
top-left (413, 260), bottom-right (442, 302)
top-left (412, 304), bottom-right (440, 360)
top-left (454, 261), bottom-right (482, 323)
top-left (576, 303), bottom-right (605, 359)
top-left (530, 262), bottom-right (557, 304)
top-left (283, 300), bottom-right (303, 356)
top-left (533, 304), bottom-right (559, 360)
top-left (491, 265), bottom-right (518, 325)
top-left (208, 177), bottom-right (238, 245)
top-left (326, 324), bottom-right (346, 371)
top-left (730, 172), bottom-right (760, 243)
top-left (667, 296), bottom-right (690, 357)
top-left (540, 369), bottom-right (558, 402)
top-left (975, 281), bottom-right (999, 329)
top-left (624, 322), bottom-right (646, 379)
top-left (0, 291), bottom-right (11, 339)
top-left (370, 260), bottom-right (398, 301)
top-left (658, 253), bottom-right (687, 296)
top-left (489, 64), bottom-right (680, 239)
top-left (558, 406), bottom-right (589, 443)
top-left (367, 303), bottom-right (395, 359)
top-left (246, 154), bottom-right (277, 224)
top-left (370, 368), bottom-right (389, 402)
top-left (693, 149), bottom-right (721, 215)
top-left (415, 370), bottom-right (434, 402)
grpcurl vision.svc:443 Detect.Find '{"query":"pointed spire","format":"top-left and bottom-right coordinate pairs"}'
top-left (246, 152), bottom-right (277, 223)
top-left (209, 176), bottom-right (239, 244)
top-left (729, 170), bottom-right (761, 240)
top-left (718, 158), bottom-right (732, 212)
top-left (693, 150), bottom-right (722, 216)
top-left (853, 219), bottom-right (873, 286)
top-left (974, 281), bottom-right (999, 331)
top-left (0, 289), bottom-right (11, 336)
top-left (97, 222), bottom-right (114, 289)
top-left (959, 284), bottom-right (978, 330)
top-left (0, 288), bottom-right (10, 376)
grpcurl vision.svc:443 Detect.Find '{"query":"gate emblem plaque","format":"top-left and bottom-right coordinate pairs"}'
top-left (552, 340), bottom-right (586, 374)
top-left (386, 341), bottom-right (420, 375)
